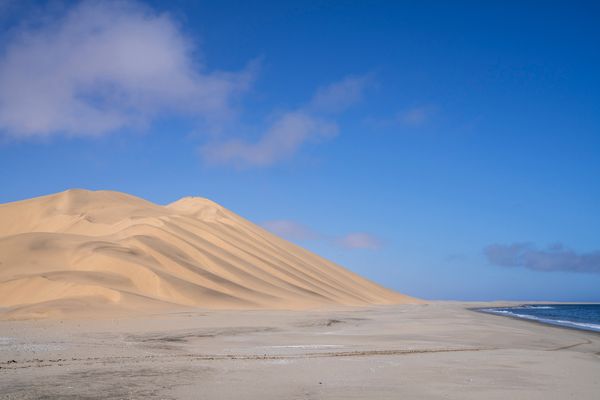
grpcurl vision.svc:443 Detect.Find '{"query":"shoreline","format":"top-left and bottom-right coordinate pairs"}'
top-left (470, 305), bottom-right (600, 336)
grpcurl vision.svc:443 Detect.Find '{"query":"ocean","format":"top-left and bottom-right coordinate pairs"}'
top-left (479, 304), bottom-right (600, 333)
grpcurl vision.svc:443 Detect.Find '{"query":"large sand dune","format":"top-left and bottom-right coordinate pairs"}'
top-left (0, 189), bottom-right (418, 319)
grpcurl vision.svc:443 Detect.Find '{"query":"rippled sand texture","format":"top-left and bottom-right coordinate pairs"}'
top-left (0, 189), bottom-right (418, 319)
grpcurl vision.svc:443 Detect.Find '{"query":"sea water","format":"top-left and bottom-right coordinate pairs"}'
top-left (479, 304), bottom-right (600, 333)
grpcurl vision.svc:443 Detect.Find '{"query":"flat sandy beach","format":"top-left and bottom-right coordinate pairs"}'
top-left (1, 302), bottom-right (599, 399)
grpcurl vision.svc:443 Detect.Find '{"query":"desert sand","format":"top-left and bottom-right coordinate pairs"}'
top-left (0, 302), bottom-right (599, 399)
top-left (0, 189), bottom-right (418, 320)
top-left (1, 190), bottom-right (599, 398)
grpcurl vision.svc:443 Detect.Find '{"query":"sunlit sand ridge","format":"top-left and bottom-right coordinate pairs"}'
top-left (0, 189), bottom-right (419, 319)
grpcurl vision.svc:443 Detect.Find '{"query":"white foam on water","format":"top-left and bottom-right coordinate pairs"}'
top-left (480, 308), bottom-right (600, 333)
top-left (552, 320), bottom-right (600, 331)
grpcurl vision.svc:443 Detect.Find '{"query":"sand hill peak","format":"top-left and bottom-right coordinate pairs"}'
top-left (0, 190), bottom-right (420, 319)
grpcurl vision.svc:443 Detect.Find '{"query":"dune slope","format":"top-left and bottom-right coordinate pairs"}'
top-left (0, 190), bottom-right (419, 319)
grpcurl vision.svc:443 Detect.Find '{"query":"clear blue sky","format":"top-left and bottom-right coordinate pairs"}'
top-left (1, 0), bottom-right (599, 301)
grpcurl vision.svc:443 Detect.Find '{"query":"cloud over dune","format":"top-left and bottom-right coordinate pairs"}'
top-left (0, 0), bottom-right (252, 137)
top-left (337, 232), bottom-right (382, 250)
top-left (262, 219), bottom-right (382, 250)
top-left (485, 243), bottom-right (600, 274)
top-left (261, 219), bottom-right (319, 241)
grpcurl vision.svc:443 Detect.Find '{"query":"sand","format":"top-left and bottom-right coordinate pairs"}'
top-left (0, 189), bottom-right (418, 320)
top-left (2, 190), bottom-right (598, 398)
top-left (0, 302), bottom-right (599, 399)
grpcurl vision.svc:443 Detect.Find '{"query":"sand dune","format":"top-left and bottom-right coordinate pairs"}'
top-left (0, 189), bottom-right (418, 319)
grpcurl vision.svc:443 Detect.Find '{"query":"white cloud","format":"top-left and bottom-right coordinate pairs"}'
top-left (336, 232), bottom-right (382, 250)
top-left (308, 74), bottom-right (372, 114)
top-left (0, 1), bottom-right (372, 167)
top-left (201, 111), bottom-right (337, 167)
top-left (485, 242), bottom-right (600, 274)
top-left (0, 0), bottom-right (252, 137)
top-left (263, 219), bottom-right (383, 251)
top-left (398, 106), bottom-right (432, 126)
top-left (363, 104), bottom-right (435, 131)
top-left (201, 75), bottom-right (371, 167)
top-left (261, 220), bottom-right (319, 241)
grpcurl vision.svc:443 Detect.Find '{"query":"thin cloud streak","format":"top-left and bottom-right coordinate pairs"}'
top-left (485, 242), bottom-right (600, 274)
top-left (398, 106), bottom-right (432, 126)
top-left (308, 74), bottom-right (373, 114)
top-left (363, 104), bottom-right (435, 131)
top-left (262, 219), bottom-right (382, 251)
top-left (261, 219), bottom-right (319, 241)
top-left (336, 232), bottom-right (382, 250)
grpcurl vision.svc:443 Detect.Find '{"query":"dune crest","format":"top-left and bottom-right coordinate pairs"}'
top-left (0, 190), bottom-right (420, 319)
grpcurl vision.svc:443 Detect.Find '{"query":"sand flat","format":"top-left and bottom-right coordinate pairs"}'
top-left (1, 302), bottom-right (599, 399)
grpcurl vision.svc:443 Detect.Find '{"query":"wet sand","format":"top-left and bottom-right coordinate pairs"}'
top-left (1, 302), bottom-right (599, 399)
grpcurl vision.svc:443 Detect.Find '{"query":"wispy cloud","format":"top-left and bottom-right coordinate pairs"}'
top-left (398, 106), bottom-right (432, 126)
top-left (363, 105), bottom-right (435, 131)
top-left (262, 219), bottom-right (382, 250)
top-left (200, 111), bottom-right (338, 167)
top-left (444, 253), bottom-right (468, 263)
top-left (336, 232), bottom-right (382, 250)
top-left (201, 75), bottom-right (371, 167)
top-left (261, 220), bottom-right (319, 241)
top-left (308, 74), bottom-right (373, 114)
top-left (484, 242), bottom-right (600, 274)
top-left (0, 0), bottom-right (253, 137)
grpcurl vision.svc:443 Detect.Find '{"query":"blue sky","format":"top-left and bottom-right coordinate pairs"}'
top-left (0, 0), bottom-right (599, 301)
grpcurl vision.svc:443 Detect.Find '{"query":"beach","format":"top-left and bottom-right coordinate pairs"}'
top-left (1, 302), bottom-right (599, 399)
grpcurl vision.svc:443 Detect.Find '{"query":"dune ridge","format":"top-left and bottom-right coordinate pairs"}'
top-left (0, 189), bottom-right (419, 319)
